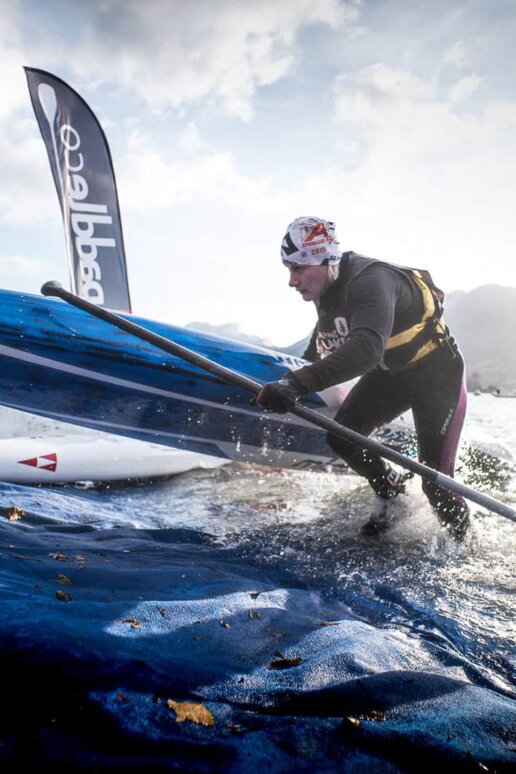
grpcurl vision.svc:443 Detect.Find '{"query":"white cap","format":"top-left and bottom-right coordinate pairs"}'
top-left (281, 216), bottom-right (341, 266)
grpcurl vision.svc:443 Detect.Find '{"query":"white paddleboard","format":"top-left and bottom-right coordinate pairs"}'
top-left (0, 433), bottom-right (226, 484)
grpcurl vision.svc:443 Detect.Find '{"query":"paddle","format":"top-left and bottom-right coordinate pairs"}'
top-left (41, 281), bottom-right (515, 523)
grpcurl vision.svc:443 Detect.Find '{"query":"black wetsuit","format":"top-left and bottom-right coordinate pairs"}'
top-left (290, 252), bottom-right (469, 528)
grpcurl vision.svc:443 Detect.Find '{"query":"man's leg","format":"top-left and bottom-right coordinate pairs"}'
top-left (411, 349), bottom-right (469, 539)
top-left (327, 368), bottom-right (412, 497)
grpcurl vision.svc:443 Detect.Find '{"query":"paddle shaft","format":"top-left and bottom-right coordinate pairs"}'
top-left (41, 281), bottom-right (516, 522)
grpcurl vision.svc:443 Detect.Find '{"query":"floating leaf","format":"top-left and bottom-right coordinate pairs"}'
top-left (248, 610), bottom-right (261, 620)
top-left (56, 574), bottom-right (73, 585)
top-left (361, 710), bottom-right (385, 722)
top-left (316, 620), bottom-right (338, 627)
top-left (122, 618), bottom-right (140, 629)
top-left (268, 656), bottom-right (302, 670)
top-left (55, 590), bottom-right (72, 602)
top-left (219, 620), bottom-right (230, 628)
top-left (343, 710), bottom-right (385, 728)
top-left (3, 506), bottom-right (26, 521)
top-left (167, 699), bottom-right (214, 726)
top-left (49, 552), bottom-right (68, 562)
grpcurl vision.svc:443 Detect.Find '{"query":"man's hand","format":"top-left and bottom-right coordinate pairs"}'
top-left (255, 378), bottom-right (302, 413)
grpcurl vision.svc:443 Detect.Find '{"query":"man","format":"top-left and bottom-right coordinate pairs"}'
top-left (256, 216), bottom-right (469, 539)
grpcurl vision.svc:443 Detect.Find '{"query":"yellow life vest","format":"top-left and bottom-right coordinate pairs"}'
top-left (385, 270), bottom-right (448, 365)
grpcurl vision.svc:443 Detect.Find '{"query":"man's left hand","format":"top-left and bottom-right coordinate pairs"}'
top-left (255, 379), bottom-right (302, 413)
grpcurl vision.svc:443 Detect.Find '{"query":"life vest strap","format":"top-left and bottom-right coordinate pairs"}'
top-left (385, 270), bottom-right (456, 365)
top-left (385, 271), bottom-right (440, 349)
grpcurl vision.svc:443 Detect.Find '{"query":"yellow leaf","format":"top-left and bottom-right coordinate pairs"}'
top-left (3, 506), bottom-right (25, 521)
top-left (167, 700), bottom-right (214, 726)
top-left (121, 618), bottom-right (140, 629)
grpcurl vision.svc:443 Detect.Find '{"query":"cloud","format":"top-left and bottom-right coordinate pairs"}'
top-left (177, 121), bottom-right (206, 154)
top-left (0, 3), bottom-right (63, 226)
top-left (333, 62), bottom-right (516, 157)
top-left (330, 60), bottom-right (516, 288)
top-left (0, 253), bottom-right (45, 276)
top-left (46, 0), bottom-right (355, 119)
top-left (0, 125), bottom-right (60, 226)
top-left (448, 74), bottom-right (482, 104)
top-left (119, 128), bottom-right (291, 215)
top-left (442, 41), bottom-right (469, 69)
top-left (0, 1), bottom-right (28, 120)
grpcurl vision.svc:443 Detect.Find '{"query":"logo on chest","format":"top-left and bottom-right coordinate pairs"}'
top-left (334, 317), bottom-right (349, 338)
top-left (316, 316), bottom-right (349, 357)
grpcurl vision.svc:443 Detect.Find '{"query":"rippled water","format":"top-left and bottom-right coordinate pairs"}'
top-left (69, 423), bottom-right (515, 699)
top-left (465, 392), bottom-right (516, 455)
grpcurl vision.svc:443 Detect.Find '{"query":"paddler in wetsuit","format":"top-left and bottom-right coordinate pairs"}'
top-left (256, 216), bottom-right (469, 540)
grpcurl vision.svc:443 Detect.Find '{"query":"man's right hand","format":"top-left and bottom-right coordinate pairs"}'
top-left (255, 379), bottom-right (302, 413)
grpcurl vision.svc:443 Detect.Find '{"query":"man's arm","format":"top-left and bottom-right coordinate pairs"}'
top-left (301, 326), bottom-right (319, 362)
top-left (288, 268), bottom-right (398, 394)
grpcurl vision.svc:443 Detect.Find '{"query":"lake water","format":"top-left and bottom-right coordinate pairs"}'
top-left (465, 392), bottom-right (516, 456)
top-left (0, 396), bottom-right (514, 770)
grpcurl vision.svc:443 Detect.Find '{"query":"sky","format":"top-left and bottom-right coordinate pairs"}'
top-left (1, 0), bottom-right (516, 347)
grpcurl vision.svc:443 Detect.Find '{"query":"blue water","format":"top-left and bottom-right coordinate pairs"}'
top-left (0, 402), bottom-right (515, 770)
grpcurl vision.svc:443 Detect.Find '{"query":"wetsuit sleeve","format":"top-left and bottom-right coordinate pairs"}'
top-left (302, 326), bottom-right (319, 362)
top-left (289, 269), bottom-right (398, 393)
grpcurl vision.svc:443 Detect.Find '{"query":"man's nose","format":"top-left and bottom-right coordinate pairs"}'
top-left (288, 269), bottom-right (299, 287)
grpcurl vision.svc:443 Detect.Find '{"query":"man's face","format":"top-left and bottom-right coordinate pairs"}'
top-left (287, 264), bottom-right (331, 302)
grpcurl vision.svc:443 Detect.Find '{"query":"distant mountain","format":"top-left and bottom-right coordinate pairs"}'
top-left (275, 336), bottom-right (310, 356)
top-left (186, 321), bottom-right (275, 349)
top-left (187, 320), bottom-right (310, 356)
top-left (188, 284), bottom-right (516, 392)
top-left (443, 284), bottom-right (516, 392)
